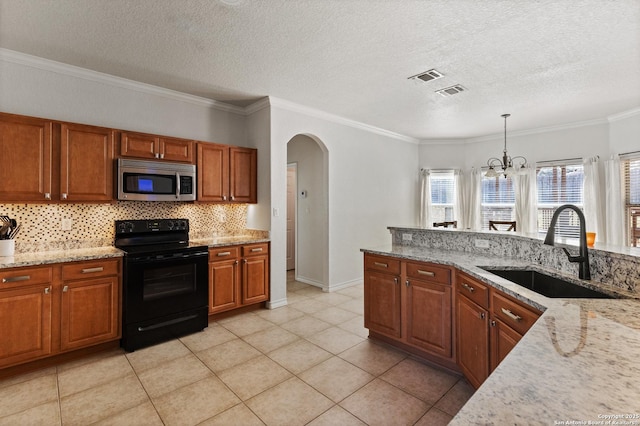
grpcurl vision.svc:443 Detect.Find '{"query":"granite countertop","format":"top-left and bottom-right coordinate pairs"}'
top-left (0, 236), bottom-right (270, 269)
top-left (361, 244), bottom-right (640, 425)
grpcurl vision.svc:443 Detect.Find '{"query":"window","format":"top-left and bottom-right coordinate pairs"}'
top-left (622, 155), bottom-right (640, 247)
top-left (430, 171), bottom-right (455, 223)
top-left (536, 163), bottom-right (584, 238)
top-left (481, 175), bottom-right (515, 230)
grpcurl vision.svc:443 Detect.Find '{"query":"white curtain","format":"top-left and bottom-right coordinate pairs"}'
top-left (419, 169), bottom-right (431, 227)
top-left (455, 168), bottom-right (482, 230)
top-left (583, 156), bottom-right (603, 241)
top-left (513, 164), bottom-right (538, 234)
top-left (604, 155), bottom-right (624, 246)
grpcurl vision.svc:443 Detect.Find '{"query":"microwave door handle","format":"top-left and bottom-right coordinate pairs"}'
top-left (176, 172), bottom-right (180, 199)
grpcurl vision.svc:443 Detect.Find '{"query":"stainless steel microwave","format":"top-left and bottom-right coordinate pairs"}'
top-left (117, 158), bottom-right (196, 201)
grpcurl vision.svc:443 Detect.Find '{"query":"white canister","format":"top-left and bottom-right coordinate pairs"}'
top-left (0, 239), bottom-right (15, 257)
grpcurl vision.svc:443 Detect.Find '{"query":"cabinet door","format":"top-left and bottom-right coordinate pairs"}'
top-left (229, 147), bottom-right (257, 203)
top-left (406, 278), bottom-right (452, 358)
top-left (60, 277), bottom-right (120, 351)
top-left (159, 138), bottom-right (194, 163)
top-left (364, 270), bottom-right (401, 338)
top-left (456, 294), bottom-right (489, 389)
top-left (0, 113), bottom-right (53, 201)
top-left (0, 285), bottom-right (53, 368)
top-left (490, 318), bottom-right (522, 372)
top-left (242, 254), bottom-right (269, 305)
top-left (60, 123), bottom-right (115, 201)
top-left (197, 143), bottom-right (229, 202)
top-left (120, 132), bottom-right (158, 160)
top-left (209, 259), bottom-right (239, 314)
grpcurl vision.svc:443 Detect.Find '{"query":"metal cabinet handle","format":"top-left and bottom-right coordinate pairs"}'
top-left (405, 280), bottom-right (410, 287)
top-left (44, 286), bottom-right (51, 294)
top-left (81, 267), bottom-right (104, 274)
top-left (234, 260), bottom-right (238, 265)
top-left (154, 153), bottom-right (160, 159)
top-left (63, 285), bottom-right (69, 292)
top-left (374, 262), bottom-right (388, 268)
top-left (222, 195), bottom-right (227, 201)
top-left (217, 251), bottom-right (232, 257)
top-left (61, 193), bottom-right (68, 200)
top-left (243, 259), bottom-right (248, 264)
top-left (461, 282), bottom-right (475, 293)
top-left (393, 277), bottom-right (398, 285)
top-left (501, 308), bottom-right (522, 322)
top-left (491, 320), bottom-right (496, 327)
top-left (230, 195), bottom-right (235, 201)
top-left (159, 153), bottom-right (164, 159)
top-left (2, 275), bottom-right (31, 283)
top-left (417, 270), bottom-right (435, 277)
top-left (44, 192), bottom-right (51, 200)
top-left (250, 247), bottom-right (263, 253)
top-left (480, 312), bottom-right (486, 319)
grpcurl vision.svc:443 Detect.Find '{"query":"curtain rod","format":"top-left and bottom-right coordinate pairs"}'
top-left (420, 168), bottom-right (455, 172)
top-left (536, 156), bottom-right (584, 165)
top-left (620, 150), bottom-right (640, 157)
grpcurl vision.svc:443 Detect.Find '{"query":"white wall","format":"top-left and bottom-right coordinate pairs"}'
top-left (270, 99), bottom-right (418, 293)
top-left (609, 110), bottom-right (640, 155)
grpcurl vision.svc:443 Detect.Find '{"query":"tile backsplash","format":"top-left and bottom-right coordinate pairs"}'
top-left (1, 202), bottom-right (263, 253)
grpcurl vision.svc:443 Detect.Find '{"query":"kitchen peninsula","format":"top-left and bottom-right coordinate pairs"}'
top-left (361, 227), bottom-right (640, 425)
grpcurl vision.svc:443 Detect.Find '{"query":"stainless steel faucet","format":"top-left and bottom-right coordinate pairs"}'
top-left (543, 204), bottom-right (591, 280)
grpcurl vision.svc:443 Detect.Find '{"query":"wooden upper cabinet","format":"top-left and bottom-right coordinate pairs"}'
top-left (230, 147), bottom-right (257, 203)
top-left (0, 113), bottom-right (53, 202)
top-left (120, 131), bottom-right (194, 163)
top-left (60, 123), bottom-right (115, 201)
top-left (197, 142), bottom-right (229, 202)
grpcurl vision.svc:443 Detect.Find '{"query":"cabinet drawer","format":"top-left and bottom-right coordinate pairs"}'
top-left (62, 259), bottom-right (120, 280)
top-left (209, 246), bottom-right (240, 260)
top-left (406, 262), bottom-right (451, 285)
top-left (364, 254), bottom-right (400, 275)
top-left (0, 266), bottom-right (53, 288)
top-left (491, 291), bottom-right (540, 336)
top-left (242, 243), bottom-right (269, 257)
top-left (456, 272), bottom-right (489, 309)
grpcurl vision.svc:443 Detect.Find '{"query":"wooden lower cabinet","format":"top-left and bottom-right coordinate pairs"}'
top-left (456, 292), bottom-right (490, 388)
top-left (490, 317), bottom-right (522, 372)
top-left (0, 259), bottom-right (121, 370)
top-left (209, 243), bottom-right (269, 315)
top-left (364, 254), bottom-right (453, 364)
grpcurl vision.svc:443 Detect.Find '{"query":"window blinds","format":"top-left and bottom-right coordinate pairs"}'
top-left (480, 175), bottom-right (515, 230)
top-left (536, 163), bottom-right (584, 238)
top-left (621, 154), bottom-right (640, 246)
top-left (430, 171), bottom-right (455, 223)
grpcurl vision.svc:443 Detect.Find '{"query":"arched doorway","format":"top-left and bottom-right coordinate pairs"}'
top-left (286, 134), bottom-right (329, 290)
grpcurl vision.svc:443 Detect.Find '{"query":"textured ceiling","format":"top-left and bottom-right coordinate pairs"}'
top-left (0, 0), bottom-right (639, 139)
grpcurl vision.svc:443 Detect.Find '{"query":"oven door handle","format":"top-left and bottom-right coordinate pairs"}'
top-left (127, 250), bottom-right (208, 264)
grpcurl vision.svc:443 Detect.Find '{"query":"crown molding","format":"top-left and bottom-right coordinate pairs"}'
top-left (244, 97), bottom-right (271, 115)
top-left (608, 107), bottom-right (640, 122)
top-left (418, 138), bottom-right (468, 146)
top-left (0, 48), bottom-right (245, 115)
top-left (267, 97), bottom-right (421, 144)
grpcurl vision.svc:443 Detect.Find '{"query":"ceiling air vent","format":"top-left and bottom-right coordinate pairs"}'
top-left (408, 69), bottom-right (444, 83)
top-left (435, 85), bottom-right (466, 97)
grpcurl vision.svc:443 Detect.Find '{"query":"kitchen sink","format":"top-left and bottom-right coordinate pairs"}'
top-left (480, 268), bottom-right (614, 299)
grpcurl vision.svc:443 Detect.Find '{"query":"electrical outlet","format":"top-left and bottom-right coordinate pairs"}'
top-left (475, 239), bottom-right (490, 248)
top-left (402, 233), bottom-right (412, 241)
top-left (61, 218), bottom-right (73, 231)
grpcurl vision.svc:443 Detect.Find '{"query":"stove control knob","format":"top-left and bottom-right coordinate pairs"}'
top-left (167, 221), bottom-right (174, 229)
top-left (179, 220), bottom-right (187, 229)
top-left (125, 222), bottom-right (134, 233)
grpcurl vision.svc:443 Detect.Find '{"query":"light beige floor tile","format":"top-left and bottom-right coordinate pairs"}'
top-left (292, 286), bottom-right (324, 298)
top-left (60, 373), bottom-right (148, 425)
top-left (0, 366), bottom-right (56, 390)
top-left (93, 401), bottom-right (163, 426)
top-left (311, 306), bottom-right (359, 325)
top-left (219, 314), bottom-right (275, 337)
top-left (381, 358), bottom-right (459, 404)
top-left (311, 291), bottom-right (353, 306)
top-left (285, 292), bottom-right (309, 304)
top-left (288, 298), bottom-right (332, 314)
top-left (58, 353), bottom-right (133, 397)
top-left (306, 326), bottom-right (365, 355)
top-left (153, 376), bottom-right (240, 426)
top-left (197, 339), bottom-right (261, 373)
top-left (126, 339), bottom-right (192, 373)
top-left (339, 340), bottom-right (406, 375)
top-left (254, 305), bottom-right (305, 324)
top-left (337, 298), bottom-right (365, 315)
top-left (56, 347), bottom-right (125, 373)
top-left (306, 405), bottom-right (366, 426)
top-left (246, 377), bottom-right (333, 426)
top-left (299, 356), bottom-right (374, 402)
top-left (434, 378), bottom-right (475, 416)
top-left (287, 280), bottom-right (309, 292)
top-left (0, 400), bottom-right (60, 426)
top-left (218, 355), bottom-right (292, 400)
top-left (414, 407), bottom-right (453, 426)
top-left (335, 284), bottom-right (364, 299)
top-left (137, 354), bottom-right (213, 398)
top-left (340, 379), bottom-right (429, 426)
top-left (199, 403), bottom-right (264, 426)
top-left (0, 374), bottom-right (58, 418)
top-left (180, 323), bottom-right (237, 352)
top-left (337, 316), bottom-right (368, 338)
top-left (242, 326), bottom-right (299, 353)
top-left (280, 315), bottom-right (332, 337)
top-left (268, 340), bottom-right (333, 374)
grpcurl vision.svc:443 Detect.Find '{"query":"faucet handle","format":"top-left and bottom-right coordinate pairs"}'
top-left (562, 247), bottom-right (584, 262)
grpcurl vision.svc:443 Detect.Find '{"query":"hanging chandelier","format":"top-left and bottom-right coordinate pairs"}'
top-left (485, 113), bottom-right (527, 178)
